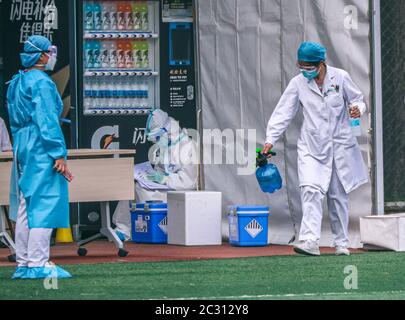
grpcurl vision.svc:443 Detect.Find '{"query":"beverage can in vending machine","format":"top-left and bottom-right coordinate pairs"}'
top-left (103, 41), bottom-right (118, 69)
top-left (132, 40), bottom-right (142, 69)
top-left (100, 42), bottom-right (110, 69)
top-left (93, 2), bottom-right (102, 30)
top-left (99, 81), bottom-right (107, 108)
top-left (123, 41), bottom-right (134, 69)
top-left (109, 2), bottom-right (118, 31)
top-left (133, 40), bottom-right (149, 69)
top-left (117, 2), bottom-right (127, 31)
top-left (101, 1), bottom-right (111, 31)
top-left (107, 81), bottom-right (115, 108)
top-left (91, 79), bottom-right (98, 101)
top-left (141, 41), bottom-right (149, 69)
top-left (139, 3), bottom-right (149, 31)
top-left (117, 81), bottom-right (125, 108)
top-left (84, 2), bottom-right (94, 30)
top-left (93, 40), bottom-right (102, 69)
top-left (111, 81), bottom-right (119, 108)
top-left (132, 3), bottom-right (142, 31)
top-left (140, 81), bottom-right (149, 108)
top-left (125, 2), bottom-right (134, 30)
top-left (93, 79), bottom-right (101, 108)
top-left (107, 40), bottom-right (118, 69)
top-left (84, 80), bottom-right (92, 110)
top-left (133, 81), bottom-right (141, 107)
top-left (84, 41), bottom-right (94, 69)
top-left (123, 80), bottom-right (131, 108)
top-left (117, 40), bottom-right (127, 69)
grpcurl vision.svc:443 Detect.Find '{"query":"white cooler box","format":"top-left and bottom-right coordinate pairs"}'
top-left (360, 214), bottom-right (405, 251)
top-left (167, 191), bottom-right (222, 246)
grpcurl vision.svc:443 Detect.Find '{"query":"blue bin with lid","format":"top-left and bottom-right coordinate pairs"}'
top-left (131, 201), bottom-right (168, 244)
top-left (228, 206), bottom-right (270, 247)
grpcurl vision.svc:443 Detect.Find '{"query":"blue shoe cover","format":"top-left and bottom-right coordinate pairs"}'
top-left (22, 265), bottom-right (72, 279)
top-left (12, 266), bottom-right (28, 279)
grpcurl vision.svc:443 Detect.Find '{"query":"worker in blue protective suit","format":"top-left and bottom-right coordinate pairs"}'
top-left (6, 35), bottom-right (71, 279)
top-left (263, 42), bottom-right (368, 257)
top-left (112, 109), bottom-right (198, 241)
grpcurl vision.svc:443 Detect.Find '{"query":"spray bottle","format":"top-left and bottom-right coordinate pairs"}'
top-left (255, 148), bottom-right (282, 194)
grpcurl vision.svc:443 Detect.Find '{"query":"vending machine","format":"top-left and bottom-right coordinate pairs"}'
top-left (71, 0), bottom-right (196, 235)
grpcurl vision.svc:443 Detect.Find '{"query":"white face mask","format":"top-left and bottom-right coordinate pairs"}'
top-left (45, 54), bottom-right (57, 71)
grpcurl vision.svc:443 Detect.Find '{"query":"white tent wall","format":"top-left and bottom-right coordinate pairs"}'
top-left (196, 0), bottom-right (372, 248)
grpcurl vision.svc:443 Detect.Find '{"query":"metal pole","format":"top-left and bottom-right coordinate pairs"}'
top-left (69, 0), bottom-right (79, 150)
top-left (372, 0), bottom-right (385, 215)
top-left (193, 0), bottom-right (205, 191)
top-left (69, 0), bottom-right (81, 231)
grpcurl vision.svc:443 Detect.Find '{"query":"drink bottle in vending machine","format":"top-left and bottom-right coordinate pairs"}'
top-left (79, 0), bottom-right (195, 120)
top-left (93, 1), bottom-right (102, 30)
top-left (85, 0), bottom-right (149, 32)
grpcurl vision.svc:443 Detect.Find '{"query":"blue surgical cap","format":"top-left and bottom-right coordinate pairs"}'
top-left (20, 35), bottom-right (52, 68)
top-left (298, 42), bottom-right (327, 63)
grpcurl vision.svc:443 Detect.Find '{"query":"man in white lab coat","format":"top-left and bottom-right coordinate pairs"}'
top-left (263, 42), bottom-right (368, 256)
top-left (0, 117), bottom-right (12, 152)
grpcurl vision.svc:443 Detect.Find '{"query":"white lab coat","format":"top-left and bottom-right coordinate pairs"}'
top-left (0, 117), bottom-right (12, 152)
top-left (266, 66), bottom-right (368, 194)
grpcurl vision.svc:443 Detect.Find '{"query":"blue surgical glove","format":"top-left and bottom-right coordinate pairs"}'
top-left (147, 171), bottom-right (168, 185)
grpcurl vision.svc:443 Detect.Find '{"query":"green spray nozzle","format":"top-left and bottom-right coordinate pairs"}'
top-left (256, 148), bottom-right (277, 168)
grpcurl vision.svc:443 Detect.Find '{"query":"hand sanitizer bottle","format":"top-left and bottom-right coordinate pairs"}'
top-left (349, 105), bottom-right (362, 137)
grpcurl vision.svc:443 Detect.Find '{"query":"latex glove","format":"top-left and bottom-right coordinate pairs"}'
top-left (147, 171), bottom-right (168, 185)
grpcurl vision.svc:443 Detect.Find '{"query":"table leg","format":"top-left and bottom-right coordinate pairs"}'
top-left (76, 202), bottom-right (128, 257)
top-left (99, 201), bottom-right (124, 250)
top-left (77, 232), bottom-right (103, 247)
top-left (0, 206), bottom-right (16, 255)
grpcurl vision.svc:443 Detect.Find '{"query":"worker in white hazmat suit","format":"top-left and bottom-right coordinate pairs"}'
top-left (263, 42), bottom-right (368, 257)
top-left (113, 110), bottom-right (198, 241)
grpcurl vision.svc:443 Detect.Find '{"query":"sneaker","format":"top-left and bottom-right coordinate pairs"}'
top-left (293, 241), bottom-right (321, 256)
top-left (335, 246), bottom-right (350, 256)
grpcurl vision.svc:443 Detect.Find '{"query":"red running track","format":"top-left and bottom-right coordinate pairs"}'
top-left (0, 241), bottom-right (364, 267)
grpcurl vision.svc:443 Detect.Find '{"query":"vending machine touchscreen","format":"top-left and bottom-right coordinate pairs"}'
top-left (169, 23), bottom-right (192, 66)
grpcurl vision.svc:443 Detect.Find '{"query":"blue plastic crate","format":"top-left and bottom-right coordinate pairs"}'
top-left (131, 201), bottom-right (168, 244)
top-left (228, 206), bottom-right (270, 247)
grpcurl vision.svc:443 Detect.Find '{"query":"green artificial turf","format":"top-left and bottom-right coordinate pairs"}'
top-left (1, 252), bottom-right (405, 300)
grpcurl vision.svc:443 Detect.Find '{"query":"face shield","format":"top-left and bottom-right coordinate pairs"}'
top-left (145, 110), bottom-right (170, 143)
top-left (25, 41), bottom-right (58, 58)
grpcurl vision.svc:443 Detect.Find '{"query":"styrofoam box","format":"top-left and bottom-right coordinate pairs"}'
top-left (167, 191), bottom-right (222, 246)
top-left (360, 214), bottom-right (405, 252)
